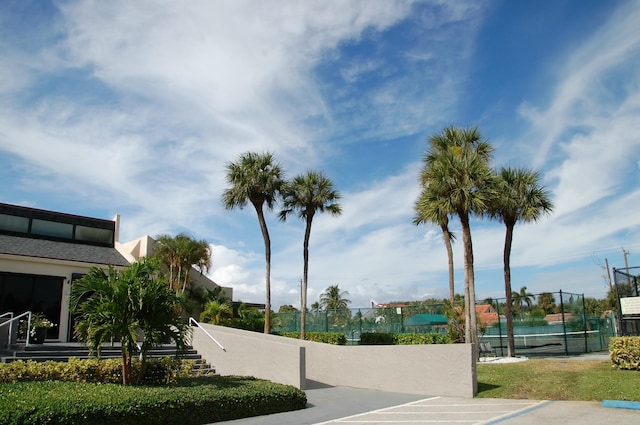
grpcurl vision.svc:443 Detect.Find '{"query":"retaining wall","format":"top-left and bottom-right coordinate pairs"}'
top-left (191, 324), bottom-right (476, 397)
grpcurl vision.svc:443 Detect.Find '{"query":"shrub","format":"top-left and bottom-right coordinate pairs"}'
top-left (359, 332), bottom-right (449, 345)
top-left (281, 332), bottom-right (347, 345)
top-left (0, 377), bottom-right (307, 425)
top-left (0, 357), bottom-right (200, 385)
top-left (359, 332), bottom-right (395, 345)
top-left (610, 336), bottom-right (640, 370)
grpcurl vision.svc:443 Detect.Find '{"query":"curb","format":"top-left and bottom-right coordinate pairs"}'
top-left (602, 400), bottom-right (640, 410)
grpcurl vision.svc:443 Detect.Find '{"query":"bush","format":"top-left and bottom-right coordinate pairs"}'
top-left (0, 357), bottom-right (200, 385)
top-left (0, 376), bottom-right (307, 425)
top-left (610, 336), bottom-right (640, 370)
top-left (359, 332), bottom-right (449, 345)
top-left (359, 332), bottom-right (395, 345)
top-left (281, 332), bottom-right (347, 345)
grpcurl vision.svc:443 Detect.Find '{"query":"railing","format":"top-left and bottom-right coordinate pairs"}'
top-left (189, 317), bottom-right (226, 352)
top-left (0, 311), bottom-right (33, 347)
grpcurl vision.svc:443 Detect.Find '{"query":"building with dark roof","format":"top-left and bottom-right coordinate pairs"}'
top-left (0, 202), bottom-right (231, 343)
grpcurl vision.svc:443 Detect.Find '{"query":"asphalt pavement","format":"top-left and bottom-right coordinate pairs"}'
top-left (216, 353), bottom-right (640, 425)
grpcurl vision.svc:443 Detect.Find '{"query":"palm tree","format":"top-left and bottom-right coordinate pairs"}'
top-left (490, 167), bottom-right (553, 356)
top-left (512, 286), bottom-right (535, 312)
top-left (222, 151), bottom-right (285, 334)
top-left (320, 284), bottom-right (351, 328)
top-left (279, 171), bottom-right (342, 340)
top-left (70, 260), bottom-right (189, 385)
top-left (319, 284), bottom-right (351, 310)
top-left (414, 187), bottom-right (456, 304)
top-left (154, 233), bottom-right (212, 295)
top-left (136, 269), bottom-right (190, 384)
top-left (421, 126), bottom-right (495, 347)
top-left (200, 300), bottom-right (233, 325)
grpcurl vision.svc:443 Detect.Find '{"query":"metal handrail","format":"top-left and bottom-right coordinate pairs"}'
top-left (189, 317), bottom-right (226, 352)
top-left (0, 311), bottom-right (32, 347)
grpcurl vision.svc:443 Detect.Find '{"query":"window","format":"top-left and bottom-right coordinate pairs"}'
top-left (75, 225), bottom-right (113, 245)
top-left (31, 219), bottom-right (73, 239)
top-left (0, 214), bottom-right (29, 233)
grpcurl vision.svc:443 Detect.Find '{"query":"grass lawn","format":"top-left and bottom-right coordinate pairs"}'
top-left (477, 359), bottom-right (640, 401)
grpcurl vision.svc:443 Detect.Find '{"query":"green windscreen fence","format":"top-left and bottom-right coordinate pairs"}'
top-left (273, 291), bottom-right (615, 356)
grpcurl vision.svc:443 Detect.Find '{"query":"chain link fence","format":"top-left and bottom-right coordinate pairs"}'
top-left (273, 290), bottom-right (615, 355)
top-left (613, 267), bottom-right (640, 336)
top-left (483, 290), bottom-right (615, 356)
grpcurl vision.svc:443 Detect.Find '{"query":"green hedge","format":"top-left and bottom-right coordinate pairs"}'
top-left (0, 376), bottom-right (307, 425)
top-left (359, 332), bottom-right (449, 345)
top-left (610, 336), bottom-right (640, 370)
top-left (0, 357), bottom-right (200, 385)
top-left (281, 332), bottom-right (347, 345)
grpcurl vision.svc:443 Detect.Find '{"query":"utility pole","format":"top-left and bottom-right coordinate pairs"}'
top-left (605, 258), bottom-right (613, 290)
top-left (623, 247), bottom-right (630, 275)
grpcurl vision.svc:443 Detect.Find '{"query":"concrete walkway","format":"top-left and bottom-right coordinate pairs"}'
top-left (219, 352), bottom-right (640, 425)
top-left (219, 386), bottom-right (640, 425)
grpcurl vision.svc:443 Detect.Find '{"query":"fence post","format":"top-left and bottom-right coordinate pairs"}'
top-left (496, 301), bottom-right (504, 357)
top-left (559, 290), bottom-right (569, 355)
top-left (582, 293), bottom-right (588, 353)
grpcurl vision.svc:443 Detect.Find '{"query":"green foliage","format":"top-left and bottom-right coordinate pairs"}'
top-left (0, 376), bottom-right (307, 425)
top-left (153, 233), bottom-right (212, 295)
top-left (282, 332), bottom-right (347, 345)
top-left (359, 332), bottom-right (449, 345)
top-left (200, 300), bottom-right (233, 324)
top-left (0, 358), bottom-right (200, 385)
top-left (70, 261), bottom-right (190, 385)
top-left (610, 337), bottom-right (640, 370)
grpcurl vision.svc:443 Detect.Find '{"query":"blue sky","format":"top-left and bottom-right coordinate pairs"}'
top-left (2, 0), bottom-right (640, 309)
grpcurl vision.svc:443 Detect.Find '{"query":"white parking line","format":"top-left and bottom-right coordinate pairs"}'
top-left (314, 397), bottom-right (547, 425)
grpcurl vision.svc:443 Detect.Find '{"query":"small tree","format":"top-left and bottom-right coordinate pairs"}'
top-left (70, 260), bottom-right (190, 385)
top-left (154, 233), bottom-right (212, 295)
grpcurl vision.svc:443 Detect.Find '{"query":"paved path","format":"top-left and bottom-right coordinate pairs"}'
top-left (221, 387), bottom-right (640, 425)
top-left (220, 353), bottom-right (640, 424)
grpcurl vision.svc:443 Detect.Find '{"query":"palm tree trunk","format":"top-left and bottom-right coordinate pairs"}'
top-left (301, 214), bottom-right (313, 340)
top-left (253, 202), bottom-right (272, 334)
top-left (442, 224), bottom-right (455, 304)
top-left (503, 223), bottom-right (516, 357)
top-left (121, 347), bottom-right (130, 385)
top-left (459, 213), bottom-right (478, 349)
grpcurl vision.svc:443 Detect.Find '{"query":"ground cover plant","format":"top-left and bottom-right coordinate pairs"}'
top-left (477, 359), bottom-right (640, 401)
top-left (0, 376), bottom-right (307, 425)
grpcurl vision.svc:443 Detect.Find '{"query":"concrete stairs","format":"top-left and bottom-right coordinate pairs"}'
top-left (0, 343), bottom-right (215, 375)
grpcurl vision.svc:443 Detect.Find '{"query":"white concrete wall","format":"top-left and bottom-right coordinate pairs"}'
top-left (191, 323), bottom-right (477, 397)
top-left (191, 324), bottom-right (305, 388)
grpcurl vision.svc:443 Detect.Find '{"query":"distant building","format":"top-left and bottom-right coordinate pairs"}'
top-left (0, 202), bottom-right (231, 343)
top-left (476, 304), bottom-right (500, 327)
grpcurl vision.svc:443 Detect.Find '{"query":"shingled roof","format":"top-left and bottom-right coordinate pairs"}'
top-left (0, 234), bottom-right (129, 266)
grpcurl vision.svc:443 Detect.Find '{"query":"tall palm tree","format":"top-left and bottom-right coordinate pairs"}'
top-left (490, 167), bottom-right (553, 356)
top-left (414, 187), bottom-right (456, 304)
top-left (154, 233), bottom-right (212, 295)
top-left (222, 151), bottom-right (284, 333)
top-left (279, 171), bottom-right (342, 340)
top-left (421, 126), bottom-right (495, 347)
